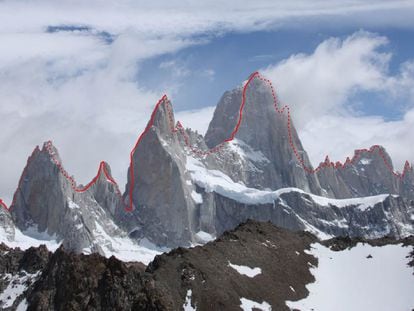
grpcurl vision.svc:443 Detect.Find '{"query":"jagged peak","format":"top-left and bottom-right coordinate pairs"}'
top-left (96, 161), bottom-right (115, 184)
top-left (152, 95), bottom-right (175, 136)
top-left (39, 140), bottom-right (63, 164)
top-left (353, 145), bottom-right (393, 167)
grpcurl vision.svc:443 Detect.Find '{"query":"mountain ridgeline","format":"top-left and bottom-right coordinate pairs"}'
top-left (3, 72), bottom-right (414, 250)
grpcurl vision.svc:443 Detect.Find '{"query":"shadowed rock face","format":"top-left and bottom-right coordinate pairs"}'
top-left (122, 99), bottom-right (198, 247)
top-left (317, 147), bottom-right (414, 199)
top-left (9, 143), bottom-right (129, 254)
top-left (10, 144), bottom-right (70, 234)
top-left (91, 161), bottom-right (124, 217)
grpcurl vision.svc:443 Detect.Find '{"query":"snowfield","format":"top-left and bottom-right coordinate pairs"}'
top-left (286, 243), bottom-right (414, 311)
top-left (186, 156), bottom-right (396, 211)
top-left (85, 221), bottom-right (165, 265)
top-left (0, 271), bottom-right (40, 308)
top-left (0, 223), bottom-right (164, 266)
top-left (0, 226), bottom-right (61, 252)
top-left (240, 297), bottom-right (271, 311)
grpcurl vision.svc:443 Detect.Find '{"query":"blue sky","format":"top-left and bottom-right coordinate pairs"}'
top-left (1, 0), bottom-right (414, 203)
top-left (138, 28), bottom-right (414, 119)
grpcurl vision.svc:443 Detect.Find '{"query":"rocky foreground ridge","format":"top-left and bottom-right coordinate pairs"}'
top-left (0, 221), bottom-right (413, 311)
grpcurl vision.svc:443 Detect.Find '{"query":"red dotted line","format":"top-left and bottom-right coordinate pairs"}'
top-left (1, 72), bottom-right (412, 212)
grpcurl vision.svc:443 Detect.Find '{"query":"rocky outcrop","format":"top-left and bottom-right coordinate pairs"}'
top-left (28, 247), bottom-right (147, 311)
top-left (0, 221), bottom-right (319, 311)
top-left (0, 244), bottom-right (50, 309)
top-left (2, 221), bottom-right (412, 311)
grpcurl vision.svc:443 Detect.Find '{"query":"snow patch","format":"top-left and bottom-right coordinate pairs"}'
top-left (186, 157), bottom-right (275, 205)
top-left (228, 262), bottom-right (261, 277)
top-left (90, 221), bottom-right (164, 265)
top-left (0, 271), bottom-right (40, 308)
top-left (240, 297), bottom-right (271, 311)
top-left (16, 298), bottom-right (28, 311)
top-left (186, 156), bottom-right (393, 212)
top-left (0, 226), bottom-right (61, 252)
top-left (22, 225), bottom-right (58, 241)
top-left (183, 289), bottom-right (196, 311)
top-left (286, 243), bottom-right (414, 311)
top-left (191, 191), bottom-right (203, 204)
top-left (67, 198), bottom-right (80, 209)
top-left (227, 139), bottom-right (270, 163)
top-left (360, 158), bottom-right (372, 165)
top-left (195, 231), bottom-right (215, 243)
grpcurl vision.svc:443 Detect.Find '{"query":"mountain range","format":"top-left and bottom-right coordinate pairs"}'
top-left (1, 72), bottom-right (413, 252)
top-left (0, 71), bottom-right (414, 310)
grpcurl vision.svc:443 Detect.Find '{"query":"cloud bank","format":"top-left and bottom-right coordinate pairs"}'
top-left (262, 31), bottom-right (414, 169)
top-left (1, 1), bottom-right (414, 203)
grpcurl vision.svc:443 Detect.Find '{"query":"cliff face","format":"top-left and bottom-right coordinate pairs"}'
top-left (9, 142), bottom-right (132, 254)
top-left (205, 78), bottom-right (322, 194)
top-left (122, 98), bottom-right (198, 247)
top-left (316, 146), bottom-right (414, 199)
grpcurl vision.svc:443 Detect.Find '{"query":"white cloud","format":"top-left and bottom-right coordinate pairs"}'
top-left (175, 106), bottom-right (216, 135)
top-left (261, 31), bottom-right (414, 170)
top-left (200, 69), bottom-right (216, 81)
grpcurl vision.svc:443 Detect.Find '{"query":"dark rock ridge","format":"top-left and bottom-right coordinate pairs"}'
top-left (0, 221), bottom-right (318, 311)
top-left (1, 221), bottom-right (413, 311)
top-left (0, 243), bottom-right (50, 309)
